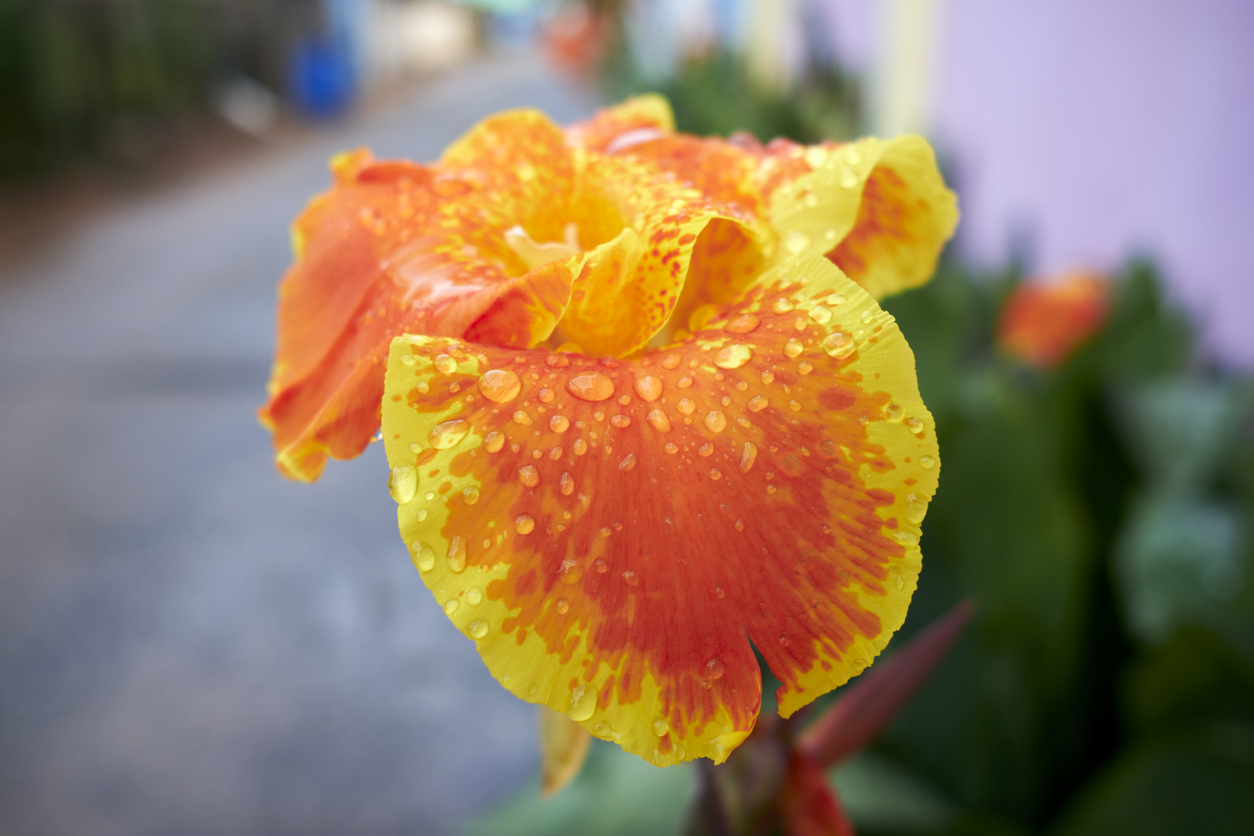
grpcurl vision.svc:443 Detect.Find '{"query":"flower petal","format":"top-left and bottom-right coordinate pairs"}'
top-left (762, 136), bottom-right (959, 299)
top-left (566, 94), bottom-right (676, 152)
top-left (539, 706), bottom-right (593, 796)
top-left (553, 153), bottom-right (767, 358)
top-left (380, 253), bottom-right (936, 766)
top-left (261, 119), bottom-right (581, 481)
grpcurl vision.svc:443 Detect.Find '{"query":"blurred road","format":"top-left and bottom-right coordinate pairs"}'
top-left (0, 51), bottom-right (594, 836)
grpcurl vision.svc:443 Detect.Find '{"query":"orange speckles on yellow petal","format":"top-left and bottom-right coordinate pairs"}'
top-left (380, 253), bottom-right (936, 766)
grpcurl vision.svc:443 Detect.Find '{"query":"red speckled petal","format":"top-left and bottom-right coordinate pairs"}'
top-left (380, 253), bottom-right (937, 766)
top-left (566, 94), bottom-right (676, 152)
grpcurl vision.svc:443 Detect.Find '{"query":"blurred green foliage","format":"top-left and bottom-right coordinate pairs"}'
top-left (0, 0), bottom-right (287, 183)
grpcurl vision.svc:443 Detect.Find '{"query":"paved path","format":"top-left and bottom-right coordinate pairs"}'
top-left (0, 52), bottom-right (594, 836)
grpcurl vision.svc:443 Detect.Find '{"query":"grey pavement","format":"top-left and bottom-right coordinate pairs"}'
top-left (0, 51), bottom-right (596, 836)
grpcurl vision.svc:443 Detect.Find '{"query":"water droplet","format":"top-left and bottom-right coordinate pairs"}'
top-left (549, 446), bottom-right (563, 460)
top-left (518, 465), bottom-right (539, 487)
top-left (804, 193), bottom-right (819, 207)
top-left (896, 575), bottom-right (905, 589)
top-left (466, 587), bottom-right (484, 606)
top-left (537, 388), bottom-right (555, 403)
top-left (744, 395), bottom-right (767, 413)
top-left (634, 375), bottom-right (663, 401)
top-left (411, 541), bottom-right (436, 572)
top-left (798, 360), bottom-right (813, 375)
top-left (805, 146), bottom-right (828, 168)
top-left (569, 683), bottom-right (596, 721)
top-left (860, 309), bottom-right (873, 323)
top-left (388, 465), bottom-right (418, 503)
top-left (468, 619), bottom-right (489, 639)
top-left (619, 453), bottom-right (636, 471)
top-left (704, 411), bottom-right (727, 432)
top-left (733, 519), bottom-right (744, 531)
top-left (809, 305), bottom-right (832, 324)
top-left (715, 344), bottom-right (752, 369)
top-left (425, 491), bottom-right (435, 500)
top-left (444, 599), bottom-right (459, 615)
top-left (567, 372), bottom-right (615, 402)
top-left (845, 147), bottom-right (862, 165)
top-left (784, 230), bottom-right (810, 254)
top-left (573, 438), bottom-right (588, 455)
top-left (919, 455), bottom-right (936, 469)
top-left (664, 442), bottom-right (679, 454)
top-left (822, 332), bottom-right (856, 359)
top-left (905, 417), bottom-right (923, 433)
top-left (772, 297), bottom-right (795, 314)
top-left (892, 530), bottom-right (919, 546)
top-left (622, 570), bottom-right (639, 585)
top-left (512, 409), bottom-right (533, 426)
top-left (739, 442), bottom-right (757, 473)
top-left (726, 314), bottom-right (760, 334)
top-left (905, 492), bottom-right (928, 523)
top-left (544, 415), bottom-right (568, 435)
top-left (434, 354), bottom-right (457, 374)
top-left (645, 409), bottom-right (671, 433)
top-left (652, 718), bottom-right (670, 736)
top-left (661, 354), bottom-right (682, 370)
top-left (408, 441), bottom-right (422, 454)
top-left (416, 381), bottom-right (430, 394)
top-left (481, 431), bottom-right (503, 453)
top-left (446, 536), bottom-right (467, 572)
top-left (430, 420), bottom-right (469, 449)
top-left (826, 293), bottom-right (847, 306)
top-left (400, 354), bottom-right (416, 366)
top-left (677, 398), bottom-right (696, 415)
top-left (839, 168), bottom-right (858, 189)
top-left (699, 443), bottom-right (714, 457)
top-left (560, 559), bottom-right (583, 584)
top-left (784, 339), bottom-right (804, 358)
top-left (677, 375), bottom-right (693, 388)
top-left (710, 468), bottom-right (723, 480)
top-left (515, 515), bottom-right (535, 534)
top-left (546, 354), bottom-right (570, 368)
top-left (794, 316), bottom-right (808, 331)
top-left (789, 399), bottom-right (802, 412)
top-left (556, 598), bottom-right (570, 614)
top-left (610, 414), bottom-right (631, 428)
top-left (462, 486), bottom-right (480, 505)
top-left (705, 657), bottom-right (725, 680)
top-left (477, 369), bottom-right (521, 403)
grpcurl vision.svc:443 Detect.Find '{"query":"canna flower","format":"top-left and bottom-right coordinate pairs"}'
top-left (998, 269), bottom-right (1110, 369)
top-left (262, 97), bottom-right (957, 767)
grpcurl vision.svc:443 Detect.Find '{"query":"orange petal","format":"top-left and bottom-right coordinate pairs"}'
top-left (380, 253), bottom-right (936, 766)
top-left (539, 706), bottom-right (593, 795)
top-left (998, 270), bottom-right (1110, 369)
top-left (566, 94), bottom-right (676, 152)
top-left (260, 131), bottom-right (578, 482)
top-left (760, 136), bottom-right (959, 299)
top-left (553, 153), bottom-right (768, 358)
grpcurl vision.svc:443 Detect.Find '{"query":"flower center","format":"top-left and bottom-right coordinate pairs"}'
top-left (505, 222), bottom-right (583, 271)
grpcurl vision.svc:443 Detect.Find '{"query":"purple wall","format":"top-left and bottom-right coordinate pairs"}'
top-left (824, 0), bottom-right (1254, 364)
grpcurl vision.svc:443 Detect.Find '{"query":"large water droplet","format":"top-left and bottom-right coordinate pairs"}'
top-left (677, 398), bottom-right (696, 415)
top-left (704, 411), bottom-right (727, 433)
top-left (468, 619), bottom-right (489, 639)
top-left (388, 465), bottom-right (418, 503)
top-left (748, 395), bottom-right (769, 412)
top-left (430, 420), bottom-right (469, 449)
top-left (726, 314), bottom-right (760, 334)
top-left (573, 438), bottom-right (588, 455)
top-left (822, 332), bottom-right (856, 359)
top-left (739, 442), bottom-right (757, 473)
top-left (784, 230), bottom-right (810, 254)
top-left (610, 415), bottom-right (631, 428)
top-left (444, 599), bottom-right (459, 615)
top-left (567, 372), bottom-right (615, 402)
top-left (705, 657), bottom-right (725, 680)
top-left (400, 354), bottom-right (416, 366)
top-left (784, 339), bottom-right (804, 358)
top-left (518, 465), bottom-right (539, 487)
top-left (634, 375), bottom-right (663, 401)
top-left (891, 530), bottom-right (919, 546)
top-left (512, 410), bottom-right (533, 426)
top-left (619, 453), bottom-right (636, 471)
top-left (715, 344), bottom-right (752, 369)
top-left (484, 431), bottom-right (505, 453)
top-left (919, 455), bottom-right (936, 469)
top-left (661, 354), bottom-right (682, 370)
top-left (652, 718), bottom-right (670, 736)
top-left (808, 305), bottom-right (832, 324)
top-left (556, 598), bottom-right (570, 614)
top-left (477, 368), bottom-right (521, 403)
top-left (446, 536), bottom-right (467, 572)
top-left (410, 541), bottom-right (436, 572)
top-left (462, 486), bottom-right (480, 505)
top-left (860, 310), bottom-right (873, 323)
top-left (905, 492), bottom-right (928, 523)
top-left (515, 514), bottom-right (536, 534)
top-left (466, 587), bottom-right (484, 606)
top-left (646, 409), bottom-right (671, 432)
top-left (569, 683), bottom-right (596, 721)
top-left (559, 472), bottom-right (575, 496)
top-left (798, 360), bottom-right (813, 375)
top-left (677, 375), bottom-right (693, 389)
top-left (547, 415), bottom-right (570, 434)
top-left (772, 297), bottom-right (795, 314)
top-left (434, 354), bottom-right (457, 374)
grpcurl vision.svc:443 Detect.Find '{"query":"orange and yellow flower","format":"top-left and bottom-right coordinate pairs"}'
top-left (998, 269), bottom-right (1110, 369)
top-left (261, 96), bottom-right (957, 766)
